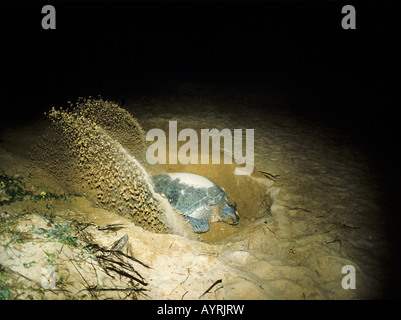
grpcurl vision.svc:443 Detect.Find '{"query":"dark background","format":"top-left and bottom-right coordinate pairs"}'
top-left (2, 1), bottom-right (399, 129)
top-left (1, 0), bottom-right (401, 299)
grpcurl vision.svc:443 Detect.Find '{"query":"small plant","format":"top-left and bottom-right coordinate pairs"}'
top-left (5, 232), bottom-right (23, 248)
top-left (44, 252), bottom-right (57, 264)
top-left (30, 189), bottom-right (68, 203)
top-left (23, 261), bottom-right (37, 269)
top-left (0, 170), bottom-right (85, 208)
top-left (0, 264), bottom-right (14, 300)
top-left (36, 221), bottom-right (79, 247)
top-left (0, 274), bottom-right (12, 300)
top-left (0, 171), bottom-right (26, 205)
top-left (0, 212), bottom-right (32, 251)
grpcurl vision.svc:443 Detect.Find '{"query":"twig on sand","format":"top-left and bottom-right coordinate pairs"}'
top-left (170, 268), bottom-right (190, 296)
top-left (88, 286), bottom-right (146, 293)
top-left (257, 197), bottom-right (271, 217)
top-left (199, 279), bottom-right (222, 298)
top-left (110, 234), bottom-right (129, 251)
top-left (284, 205), bottom-right (312, 213)
top-left (259, 171), bottom-right (280, 181)
top-left (67, 255), bottom-right (98, 300)
top-left (98, 224), bottom-right (125, 232)
top-left (181, 291), bottom-right (189, 300)
top-left (341, 223), bottom-right (360, 230)
top-left (79, 239), bottom-right (150, 298)
top-left (325, 238), bottom-right (342, 257)
top-left (85, 243), bottom-right (151, 269)
top-left (97, 255), bottom-right (146, 283)
top-left (105, 266), bottom-right (148, 287)
top-left (265, 226), bottom-right (276, 236)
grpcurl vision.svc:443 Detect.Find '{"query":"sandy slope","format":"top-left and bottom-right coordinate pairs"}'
top-left (125, 84), bottom-right (392, 299)
top-left (0, 85), bottom-right (394, 299)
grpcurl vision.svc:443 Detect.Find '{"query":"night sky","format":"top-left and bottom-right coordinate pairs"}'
top-left (2, 2), bottom-right (397, 111)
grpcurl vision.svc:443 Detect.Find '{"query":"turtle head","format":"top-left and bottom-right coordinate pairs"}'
top-left (220, 203), bottom-right (239, 225)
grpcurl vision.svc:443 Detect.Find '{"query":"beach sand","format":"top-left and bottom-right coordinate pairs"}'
top-left (0, 83), bottom-right (397, 299)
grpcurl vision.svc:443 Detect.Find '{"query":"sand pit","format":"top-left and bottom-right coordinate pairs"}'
top-left (0, 90), bottom-right (395, 300)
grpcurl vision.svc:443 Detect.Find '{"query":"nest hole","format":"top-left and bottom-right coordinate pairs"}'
top-left (149, 162), bottom-right (272, 243)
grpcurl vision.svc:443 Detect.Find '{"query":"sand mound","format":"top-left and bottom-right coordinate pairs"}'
top-left (29, 98), bottom-right (194, 239)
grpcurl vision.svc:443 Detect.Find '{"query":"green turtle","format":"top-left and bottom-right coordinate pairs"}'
top-left (151, 173), bottom-right (239, 233)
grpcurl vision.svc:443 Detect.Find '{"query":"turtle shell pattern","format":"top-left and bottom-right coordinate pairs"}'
top-left (151, 173), bottom-right (233, 232)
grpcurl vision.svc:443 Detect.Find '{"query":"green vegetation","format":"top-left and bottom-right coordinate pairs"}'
top-left (0, 271), bottom-right (12, 300)
top-left (36, 221), bottom-right (79, 247)
top-left (0, 212), bottom-right (33, 247)
top-left (0, 172), bottom-right (25, 205)
top-left (0, 171), bottom-right (84, 207)
top-left (0, 168), bottom-right (148, 299)
top-left (0, 264), bottom-right (47, 300)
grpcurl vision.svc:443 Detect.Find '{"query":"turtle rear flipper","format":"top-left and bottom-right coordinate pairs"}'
top-left (181, 215), bottom-right (210, 233)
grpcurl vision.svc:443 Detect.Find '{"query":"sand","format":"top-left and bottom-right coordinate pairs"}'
top-left (0, 84), bottom-right (395, 299)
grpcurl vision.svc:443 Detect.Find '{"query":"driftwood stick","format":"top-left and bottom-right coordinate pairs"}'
top-left (199, 279), bottom-right (222, 298)
top-left (259, 171), bottom-right (280, 181)
top-left (105, 266), bottom-right (148, 287)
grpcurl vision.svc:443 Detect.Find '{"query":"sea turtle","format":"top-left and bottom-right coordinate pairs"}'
top-left (151, 173), bottom-right (239, 233)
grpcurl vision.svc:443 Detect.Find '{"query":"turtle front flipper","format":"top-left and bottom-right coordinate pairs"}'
top-left (181, 215), bottom-right (210, 233)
